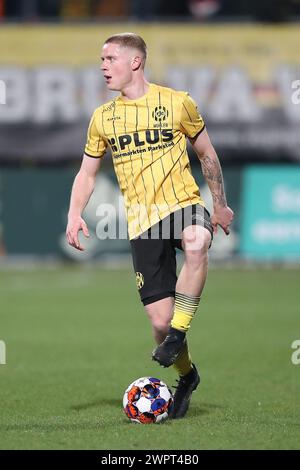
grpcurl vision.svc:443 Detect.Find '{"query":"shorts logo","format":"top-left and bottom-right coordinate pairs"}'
top-left (152, 106), bottom-right (169, 122)
top-left (136, 272), bottom-right (144, 290)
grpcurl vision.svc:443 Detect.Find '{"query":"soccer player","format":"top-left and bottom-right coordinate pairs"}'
top-left (66, 33), bottom-right (234, 419)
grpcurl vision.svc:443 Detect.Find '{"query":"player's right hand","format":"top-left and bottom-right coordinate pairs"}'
top-left (211, 205), bottom-right (234, 235)
top-left (66, 216), bottom-right (90, 251)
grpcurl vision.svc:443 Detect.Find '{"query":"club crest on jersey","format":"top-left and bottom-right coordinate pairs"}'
top-left (152, 106), bottom-right (169, 122)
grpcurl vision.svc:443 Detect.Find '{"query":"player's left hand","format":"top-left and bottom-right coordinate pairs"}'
top-left (211, 206), bottom-right (234, 235)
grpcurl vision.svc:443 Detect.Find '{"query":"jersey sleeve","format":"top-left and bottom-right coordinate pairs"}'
top-left (84, 111), bottom-right (107, 159)
top-left (180, 93), bottom-right (205, 139)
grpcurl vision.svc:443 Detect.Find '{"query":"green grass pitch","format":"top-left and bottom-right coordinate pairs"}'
top-left (0, 266), bottom-right (299, 450)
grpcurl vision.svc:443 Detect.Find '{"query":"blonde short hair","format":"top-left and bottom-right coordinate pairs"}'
top-left (104, 32), bottom-right (147, 68)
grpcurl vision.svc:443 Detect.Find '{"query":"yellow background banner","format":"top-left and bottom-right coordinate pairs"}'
top-left (1, 24), bottom-right (299, 82)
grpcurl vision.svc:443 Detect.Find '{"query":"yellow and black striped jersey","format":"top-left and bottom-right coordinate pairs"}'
top-left (84, 83), bottom-right (205, 239)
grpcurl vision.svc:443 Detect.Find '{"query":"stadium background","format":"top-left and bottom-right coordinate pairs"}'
top-left (0, 0), bottom-right (299, 450)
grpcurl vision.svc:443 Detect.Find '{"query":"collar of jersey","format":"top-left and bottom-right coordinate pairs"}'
top-left (117, 83), bottom-right (154, 103)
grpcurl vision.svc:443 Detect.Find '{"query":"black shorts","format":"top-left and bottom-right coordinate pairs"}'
top-left (130, 204), bottom-right (213, 306)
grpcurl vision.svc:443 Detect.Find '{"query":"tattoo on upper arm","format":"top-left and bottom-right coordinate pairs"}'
top-left (200, 155), bottom-right (227, 207)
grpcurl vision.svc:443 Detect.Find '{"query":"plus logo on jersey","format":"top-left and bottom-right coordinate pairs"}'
top-left (108, 129), bottom-right (174, 152)
top-left (152, 106), bottom-right (169, 123)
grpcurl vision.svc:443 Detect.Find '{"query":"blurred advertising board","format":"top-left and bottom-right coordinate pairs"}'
top-left (0, 24), bottom-right (299, 162)
top-left (0, 166), bottom-right (240, 258)
top-left (240, 166), bottom-right (300, 260)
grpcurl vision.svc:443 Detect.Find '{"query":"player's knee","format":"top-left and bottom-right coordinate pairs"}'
top-left (184, 229), bottom-right (210, 260)
top-left (145, 298), bottom-right (174, 334)
top-left (148, 313), bottom-right (170, 337)
top-left (183, 226), bottom-right (211, 252)
top-left (152, 317), bottom-right (170, 334)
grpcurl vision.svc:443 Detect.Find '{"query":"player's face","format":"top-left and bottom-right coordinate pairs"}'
top-left (101, 42), bottom-right (134, 91)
